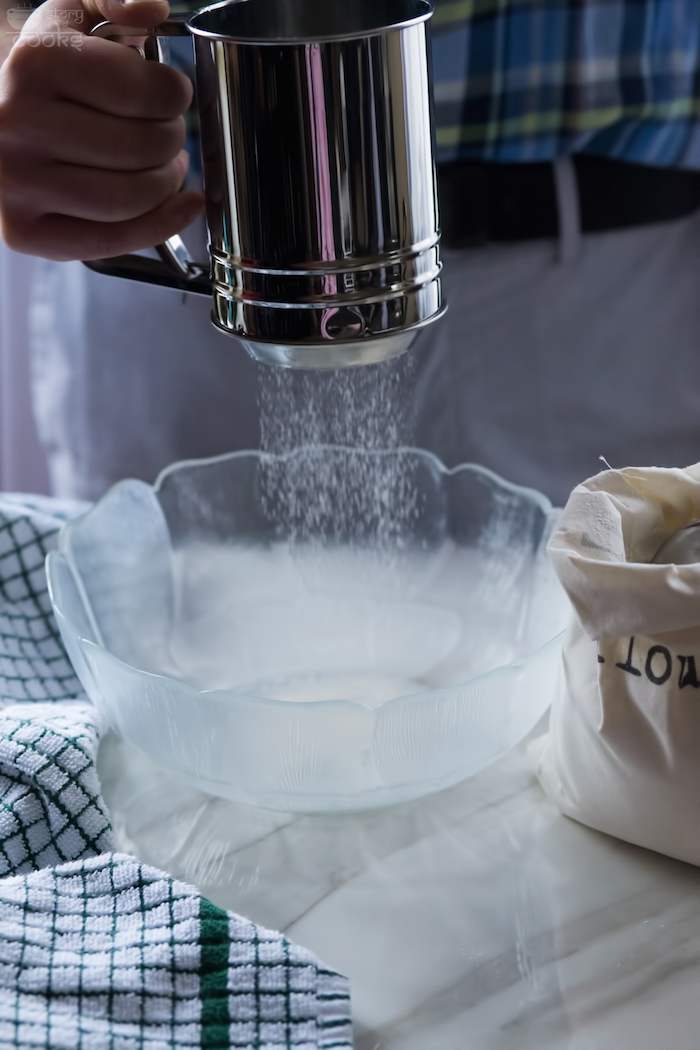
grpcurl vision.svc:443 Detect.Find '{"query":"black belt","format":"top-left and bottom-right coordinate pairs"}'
top-left (437, 155), bottom-right (700, 249)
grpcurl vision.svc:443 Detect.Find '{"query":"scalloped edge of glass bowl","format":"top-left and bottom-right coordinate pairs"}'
top-left (46, 448), bottom-right (568, 813)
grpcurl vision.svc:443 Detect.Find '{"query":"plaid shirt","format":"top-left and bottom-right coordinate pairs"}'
top-left (431, 0), bottom-right (700, 167)
top-left (174, 0), bottom-right (700, 170)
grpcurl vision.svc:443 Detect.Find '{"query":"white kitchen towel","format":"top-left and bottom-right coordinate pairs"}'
top-left (0, 493), bottom-right (352, 1048)
top-left (538, 463), bottom-right (700, 867)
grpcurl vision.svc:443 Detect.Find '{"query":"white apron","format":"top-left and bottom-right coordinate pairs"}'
top-left (26, 160), bottom-right (700, 504)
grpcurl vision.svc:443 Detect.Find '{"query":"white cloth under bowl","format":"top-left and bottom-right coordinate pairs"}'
top-left (0, 493), bottom-right (352, 1049)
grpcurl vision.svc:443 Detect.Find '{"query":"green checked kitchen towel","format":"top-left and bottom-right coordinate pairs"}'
top-left (0, 494), bottom-right (353, 1049)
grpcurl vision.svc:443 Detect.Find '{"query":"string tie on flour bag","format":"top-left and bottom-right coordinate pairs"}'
top-left (538, 463), bottom-right (700, 866)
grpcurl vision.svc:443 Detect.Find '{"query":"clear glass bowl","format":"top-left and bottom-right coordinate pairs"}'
top-left (46, 448), bottom-right (568, 812)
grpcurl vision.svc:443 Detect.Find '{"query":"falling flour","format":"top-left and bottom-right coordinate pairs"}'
top-left (167, 355), bottom-right (555, 706)
top-left (168, 354), bottom-right (437, 705)
top-left (257, 354), bottom-right (422, 549)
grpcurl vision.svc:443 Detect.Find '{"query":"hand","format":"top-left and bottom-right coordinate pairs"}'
top-left (0, 0), bottom-right (205, 260)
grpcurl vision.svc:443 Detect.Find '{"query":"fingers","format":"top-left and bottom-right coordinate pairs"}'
top-left (4, 32), bottom-right (192, 121)
top-left (86, 0), bottom-right (171, 30)
top-left (1, 190), bottom-right (205, 259)
top-left (1, 97), bottom-right (187, 171)
top-left (1, 150), bottom-right (191, 224)
top-left (0, 0), bottom-right (203, 261)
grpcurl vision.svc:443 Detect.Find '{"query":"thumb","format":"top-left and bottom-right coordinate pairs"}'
top-left (26, 0), bottom-right (172, 33)
top-left (83, 0), bottom-right (171, 29)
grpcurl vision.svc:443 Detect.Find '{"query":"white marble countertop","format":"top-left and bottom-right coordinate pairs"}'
top-left (98, 732), bottom-right (700, 1049)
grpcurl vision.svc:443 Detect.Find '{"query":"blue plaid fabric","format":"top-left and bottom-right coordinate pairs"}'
top-left (431, 0), bottom-right (700, 168)
top-left (173, 0), bottom-right (700, 170)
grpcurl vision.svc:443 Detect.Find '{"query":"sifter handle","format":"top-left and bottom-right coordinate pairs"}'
top-left (82, 18), bottom-right (211, 297)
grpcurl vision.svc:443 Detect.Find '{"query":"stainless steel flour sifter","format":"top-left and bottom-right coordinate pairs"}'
top-left (86, 0), bottom-right (445, 368)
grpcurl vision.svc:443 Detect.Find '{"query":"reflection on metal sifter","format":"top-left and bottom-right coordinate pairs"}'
top-left (86, 0), bottom-right (445, 369)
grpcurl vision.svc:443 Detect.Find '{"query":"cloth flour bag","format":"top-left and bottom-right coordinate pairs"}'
top-left (538, 463), bottom-right (700, 866)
